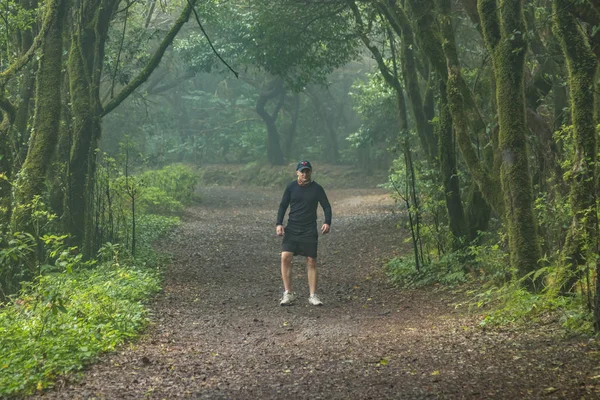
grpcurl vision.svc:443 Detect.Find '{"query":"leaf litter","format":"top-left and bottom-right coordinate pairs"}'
top-left (29, 185), bottom-right (600, 399)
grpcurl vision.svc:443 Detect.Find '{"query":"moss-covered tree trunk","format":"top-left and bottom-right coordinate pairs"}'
top-left (65, 0), bottom-right (119, 257)
top-left (0, 98), bottom-right (15, 229)
top-left (386, 0), bottom-right (474, 245)
top-left (11, 0), bottom-right (66, 231)
top-left (65, 0), bottom-right (196, 257)
top-left (403, 0), bottom-right (501, 224)
top-left (553, 0), bottom-right (598, 293)
top-left (479, 0), bottom-right (541, 288)
top-left (13, 0), bottom-right (38, 171)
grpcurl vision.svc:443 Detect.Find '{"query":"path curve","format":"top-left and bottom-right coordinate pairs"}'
top-left (32, 186), bottom-right (599, 399)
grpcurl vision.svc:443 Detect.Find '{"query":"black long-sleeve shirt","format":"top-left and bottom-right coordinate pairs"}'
top-left (276, 180), bottom-right (332, 242)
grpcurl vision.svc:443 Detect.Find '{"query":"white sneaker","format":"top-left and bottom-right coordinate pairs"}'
top-left (308, 294), bottom-right (323, 306)
top-left (280, 291), bottom-right (297, 306)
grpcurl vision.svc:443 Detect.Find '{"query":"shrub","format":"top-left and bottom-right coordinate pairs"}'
top-left (0, 260), bottom-right (161, 395)
top-left (138, 186), bottom-right (183, 215)
top-left (385, 252), bottom-right (468, 289)
top-left (138, 163), bottom-right (199, 204)
top-left (470, 281), bottom-right (594, 335)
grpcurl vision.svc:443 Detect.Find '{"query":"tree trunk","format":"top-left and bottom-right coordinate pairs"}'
top-left (437, 0), bottom-right (495, 241)
top-left (0, 98), bottom-right (15, 229)
top-left (404, 0), bottom-right (502, 218)
top-left (379, 1), bottom-right (437, 162)
top-left (65, 0), bottom-right (196, 256)
top-left (256, 78), bottom-right (285, 165)
top-left (479, 0), bottom-right (541, 288)
top-left (13, 66), bottom-right (35, 169)
top-left (307, 88), bottom-right (339, 164)
top-left (0, 0), bottom-right (39, 230)
top-left (13, 0), bottom-right (37, 171)
top-left (65, 0), bottom-right (118, 257)
top-left (553, 0), bottom-right (598, 293)
top-left (11, 0), bottom-right (66, 231)
top-left (348, 0), bottom-right (427, 266)
top-left (437, 79), bottom-right (468, 248)
top-left (283, 93), bottom-right (300, 160)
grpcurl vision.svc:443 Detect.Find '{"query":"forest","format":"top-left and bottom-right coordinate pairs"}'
top-left (1, 0), bottom-right (600, 397)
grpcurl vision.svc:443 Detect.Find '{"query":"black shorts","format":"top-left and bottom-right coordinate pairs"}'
top-left (282, 236), bottom-right (318, 258)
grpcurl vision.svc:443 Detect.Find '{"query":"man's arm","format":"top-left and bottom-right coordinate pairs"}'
top-left (319, 186), bottom-right (332, 234)
top-left (276, 185), bottom-right (291, 227)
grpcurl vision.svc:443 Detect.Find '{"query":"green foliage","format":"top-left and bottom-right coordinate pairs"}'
top-left (554, 124), bottom-right (575, 181)
top-left (347, 72), bottom-right (400, 170)
top-left (134, 214), bottom-right (180, 262)
top-left (0, 0), bottom-right (38, 63)
top-left (385, 152), bottom-right (452, 263)
top-left (470, 279), bottom-right (594, 335)
top-left (0, 231), bottom-right (36, 297)
top-left (466, 231), bottom-right (512, 284)
top-left (175, 0), bottom-right (359, 89)
top-left (94, 154), bottom-right (193, 256)
top-left (385, 253), bottom-right (468, 289)
top-left (0, 260), bottom-right (161, 395)
top-left (534, 190), bottom-right (571, 255)
top-left (138, 186), bottom-right (184, 214)
top-left (0, 196), bottom-right (77, 298)
top-left (138, 163), bottom-right (199, 205)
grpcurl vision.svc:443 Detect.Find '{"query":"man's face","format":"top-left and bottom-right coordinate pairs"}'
top-left (297, 168), bottom-right (312, 182)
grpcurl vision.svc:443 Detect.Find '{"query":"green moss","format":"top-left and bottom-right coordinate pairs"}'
top-left (11, 0), bottom-right (66, 231)
top-left (479, 0), bottom-right (541, 287)
top-left (553, 0), bottom-right (598, 293)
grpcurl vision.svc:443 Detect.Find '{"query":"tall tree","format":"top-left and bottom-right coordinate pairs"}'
top-left (0, 0), bottom-right (53, 229)
top-left (478, 0), bottom-right (541, 288)
top-left (381, 0), bottom-right (470, 247)
top-left (11, 0), bottom-right (67, 231)
top-left (175, 0), bottom-right (359, 165)
top-left (255, 77), bottom-right (285, 165)
top-left (553, 0), bottom-right (598, 294)
top-left (65, 0), bottom-right (198, 257)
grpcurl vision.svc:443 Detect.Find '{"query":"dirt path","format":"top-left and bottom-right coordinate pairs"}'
top-left (34, 186), bottom-right (600, 399)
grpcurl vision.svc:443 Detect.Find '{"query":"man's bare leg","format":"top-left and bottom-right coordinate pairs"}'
top-left (281, 251), bottom-right (294, 292)
top-left (307, 256), bottom-right (317, 295)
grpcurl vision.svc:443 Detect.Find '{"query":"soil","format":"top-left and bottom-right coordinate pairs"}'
top-left (32, 185), bottom-right (600, 399)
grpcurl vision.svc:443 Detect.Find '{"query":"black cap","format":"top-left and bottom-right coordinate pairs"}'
top-left (296, 160), bottom-right (312, 171)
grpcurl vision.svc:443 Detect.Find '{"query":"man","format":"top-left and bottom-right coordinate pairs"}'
top-left (276, 160), bottom-right (332, 306)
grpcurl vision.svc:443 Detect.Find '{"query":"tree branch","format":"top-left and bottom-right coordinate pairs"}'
top-left (0, 0), bottom-right (57, 87)
top-left (101, 0), bottom-right (198, 116)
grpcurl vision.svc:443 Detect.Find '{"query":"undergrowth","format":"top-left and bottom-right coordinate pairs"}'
top-left (0, 162), bottom-right (188, 396)
top-left (385, 252), bottom-right (468, 288)
top-left (0, 258), bottom-right (161, 395)
top-left (385, 245), bottom-right (596, 336)
top-left (384, 211), bottom-right (595, 336)
top-left (467, 280), bottom-right (594, 335)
